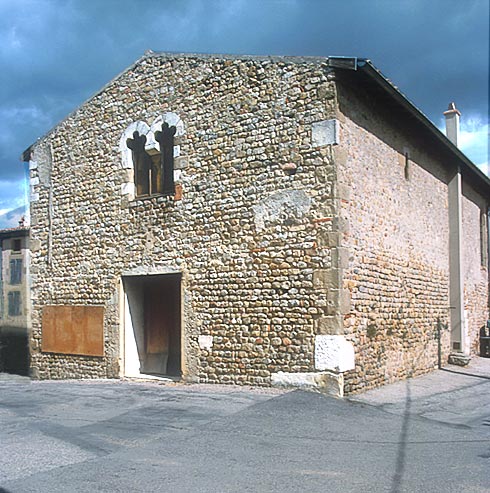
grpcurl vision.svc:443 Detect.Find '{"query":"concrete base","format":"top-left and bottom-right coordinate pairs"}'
top-left (271, 370), bottom-right (344, 397)
top-left (448, 352), bottom-right (471, 367)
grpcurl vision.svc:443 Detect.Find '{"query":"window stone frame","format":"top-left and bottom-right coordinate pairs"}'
top-left (119, 113), bottom-right (185, 201)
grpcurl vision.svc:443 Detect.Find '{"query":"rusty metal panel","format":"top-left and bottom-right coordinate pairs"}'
top-left (42, 305), bottom-right (104, 357)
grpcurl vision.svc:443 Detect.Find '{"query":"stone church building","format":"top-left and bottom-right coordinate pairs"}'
top-left (23, 53), bottom-right (489, 395)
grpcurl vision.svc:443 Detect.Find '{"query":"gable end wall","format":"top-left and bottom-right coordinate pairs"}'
top-left (28, 55), bottom-right (342, 384)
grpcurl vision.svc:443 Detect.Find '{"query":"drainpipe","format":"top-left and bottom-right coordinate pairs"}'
top-left (445, 103), bottom-right (470, 365)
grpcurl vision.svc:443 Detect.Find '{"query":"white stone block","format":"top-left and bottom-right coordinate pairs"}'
top-left (29, 160), bottom-right (38, 170)
top-left (121, 182), bottom-right (135, 196)
top-left (150, 113), bottom-right (185, 137)
top-left (271, 371), bottom-right (344, 397)
top-left (119, 121), bottom-right (150, 169)
top-left (198, 335), bottom-right (213, 350)
top-left (30, 176), bottom-right (40, 186)
top-left (312, 119), bottom-right (339, 147)
top-left (119, 121), bottom-right (150, 152)
top-left (315, 335), bottom-right (355, 372)
top-left (30, 193), bottom-right (39, 202)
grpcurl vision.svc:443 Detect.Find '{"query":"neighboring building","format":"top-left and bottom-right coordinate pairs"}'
top-left (22, 53), bottom-right (489, 395)
top-left (0, 205), bottom-right (28, 230)
top-left (0, 226), bottom-right (30, 375)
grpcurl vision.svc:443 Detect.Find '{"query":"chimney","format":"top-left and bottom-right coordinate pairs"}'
top-left (443, 102), bottom-right (461, 147)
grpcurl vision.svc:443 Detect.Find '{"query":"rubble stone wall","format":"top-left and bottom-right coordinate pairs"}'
top-left (28, 54), bottom-right (340, 383)
top-left (336, 84), bottom-right (452, 394)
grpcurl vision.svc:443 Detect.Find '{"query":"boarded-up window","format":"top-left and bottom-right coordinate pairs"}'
top-left (8, 291), bottom-right (21, 316)
top-left (10, 259), bottom-right (22, 284)
top-left (42, 305), bottom-right (104, 357)
top-left (13, 239), bottom-right (22, 252)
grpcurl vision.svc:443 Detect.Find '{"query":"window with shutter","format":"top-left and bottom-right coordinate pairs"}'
top-left (8, 291), bottom-right (21, 316)
top-left (10, 259), bottom-right (22, 285)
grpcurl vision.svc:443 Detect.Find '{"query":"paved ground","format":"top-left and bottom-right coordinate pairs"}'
top-left (0, 358), bottom-right (489, 492)
top-left (350, 356), bottom-right (490, 428)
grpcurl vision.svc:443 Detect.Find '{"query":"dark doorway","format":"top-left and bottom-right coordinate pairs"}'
top-left (143, 275), bottom-right (181, 376)
top-left (0, 327), bottom-right (29, 376)
top-left (124, 274), bottom-right (181, 377)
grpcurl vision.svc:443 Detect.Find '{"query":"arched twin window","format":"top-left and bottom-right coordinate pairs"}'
top-left (119, 113), bottom-right (184, 200)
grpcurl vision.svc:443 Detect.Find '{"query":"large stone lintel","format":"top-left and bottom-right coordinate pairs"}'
top-left (122, 266), bottom-right (181, 277)
top-left (271, 370), bottom-right (344, 397)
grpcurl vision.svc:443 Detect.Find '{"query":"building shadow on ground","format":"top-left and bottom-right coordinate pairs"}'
top-left (390, 378), bottom-right (411, 493)
top-left (441, 368), bottom-right (490, 380)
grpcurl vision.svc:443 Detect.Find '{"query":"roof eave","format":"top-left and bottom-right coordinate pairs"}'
top-left (354, 60), bottom-right (490, 196)
top-left (0, 227), bottom-right (30, 238)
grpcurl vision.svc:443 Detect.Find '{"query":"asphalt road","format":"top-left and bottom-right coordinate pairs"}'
top-left (1, 361), bottom-right (489, 493)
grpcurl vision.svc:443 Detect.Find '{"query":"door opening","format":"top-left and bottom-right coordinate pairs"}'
top-left (123, 273), bottom-right (181, 378)
top-left (0, 326), bottom-right (29, 376)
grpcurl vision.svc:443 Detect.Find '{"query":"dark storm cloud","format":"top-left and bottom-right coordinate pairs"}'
top-left (0, 0), bottom-right (488, 207)
top-left (235, 0), bottom-right (489, 118)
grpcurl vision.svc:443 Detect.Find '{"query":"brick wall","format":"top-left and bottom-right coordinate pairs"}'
top-left (336, 83), bottom-right (451, 393)
top-left (461, 184), bottom-right (489, 354)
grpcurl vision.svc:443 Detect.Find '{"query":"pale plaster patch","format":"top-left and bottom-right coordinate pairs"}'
top-left (253, 189), bottom-right (311, 231)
